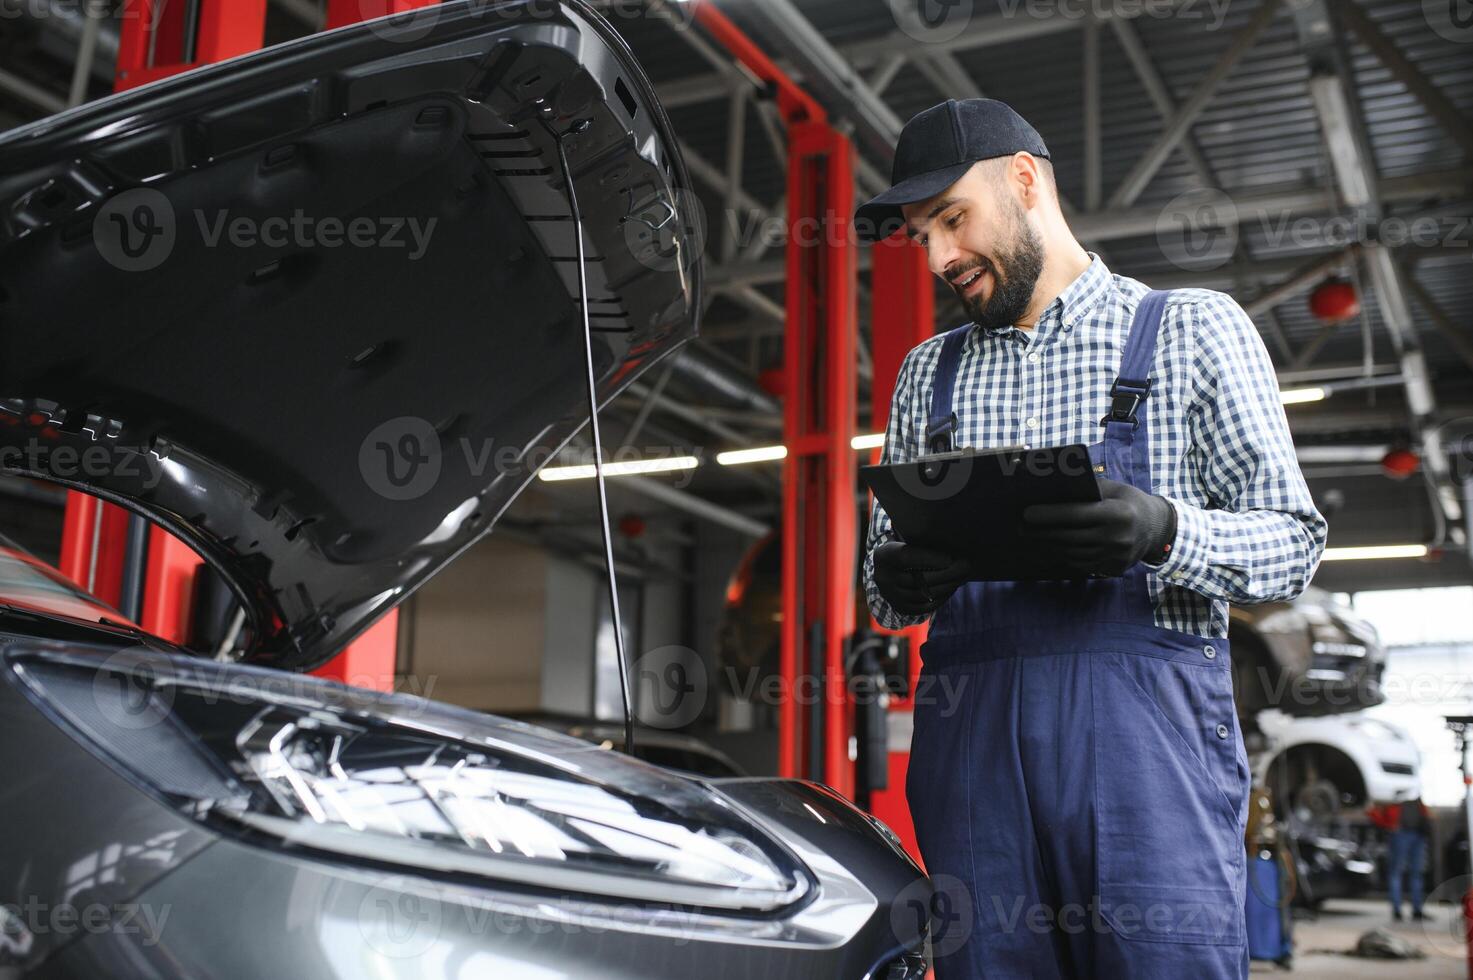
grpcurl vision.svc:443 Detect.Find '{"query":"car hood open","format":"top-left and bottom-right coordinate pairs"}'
top-left (0, 0), bottom-right (700, 671)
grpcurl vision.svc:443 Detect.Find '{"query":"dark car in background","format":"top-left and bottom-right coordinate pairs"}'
top-left (1287, 831), bottom-right (1379, 910)
top-left (0, 3), bottom-right (928, 977)
top-left (1230, 587), bottom-right (1387, 727)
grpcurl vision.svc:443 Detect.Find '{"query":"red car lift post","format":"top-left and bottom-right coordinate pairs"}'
top-left (865, 239), bottom-right (935, 863)
top-left (782, 121), bottom-right (858, 796)
top-left (694, 5), bottom-right (858, 795)
top-left (60, 0), bottom-right (433, 687)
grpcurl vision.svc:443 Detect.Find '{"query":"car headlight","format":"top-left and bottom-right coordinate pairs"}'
top-left (1311, 640), bottom-right (1368, 658)
top-left (10, 647), bottom-right (811, 914)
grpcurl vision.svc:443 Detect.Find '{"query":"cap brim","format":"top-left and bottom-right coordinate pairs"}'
top-left (854, 160), bottom-right (977, 243)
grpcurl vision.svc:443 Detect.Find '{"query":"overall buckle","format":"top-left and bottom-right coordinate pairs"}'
top-left (925, 412), bottom-right (959, 454)
top-left (1100, 379), bottom-right (1150, 427)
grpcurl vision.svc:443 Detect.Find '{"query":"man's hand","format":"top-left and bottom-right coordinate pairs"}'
top-left (1021, 478), bottom-right (1177, 577)
top-left (873, 541), bottom-right (973, 616)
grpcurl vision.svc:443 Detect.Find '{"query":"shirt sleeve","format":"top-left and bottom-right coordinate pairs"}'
top-left (1152, 293), bottom-right (1327, 603)
top-left (863, 344), bottom-right (930, 629)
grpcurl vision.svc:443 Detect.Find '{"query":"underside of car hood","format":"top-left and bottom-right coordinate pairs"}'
top-left (0, 0), bottom-right (700, 670)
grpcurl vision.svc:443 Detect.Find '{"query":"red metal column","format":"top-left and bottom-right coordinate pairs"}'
top-left (865, 236), bottom-right (936, 862)
top-left (308, 0), bottom-right (428, 691)
top-left (61, 0), bottom-right (399, 684)
top-left (114, 0), bottom-right (268, 91)
top-left (692, 4), bottom-right (860, 794)
top-left (781, 122), bottom-right (857, 793)
top-left (326, 0), bottom-right (438, 30)
top-left (58, 492), bottom-right (129, 608)
top-left (137, 527), bottom-right (203, 643)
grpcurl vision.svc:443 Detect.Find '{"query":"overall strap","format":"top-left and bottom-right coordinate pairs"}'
top-left (925, 324), bottom-right (972, 454)
top-left (1101, 290), bottom-right (1170, 429)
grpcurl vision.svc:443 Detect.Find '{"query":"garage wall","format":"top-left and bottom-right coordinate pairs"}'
top-left (403, 536), bottom-right (548, 712)
top-left (542, 539), bottom-right (691, 723)
top-left (541, 556), bottom-right (602, 717)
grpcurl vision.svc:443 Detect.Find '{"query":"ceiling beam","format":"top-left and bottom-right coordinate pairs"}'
top-left (618, 474), bottom-right (770, 538)
top-left (716, 0), bottom-right (905, 166)
top-left (1293, 0), bottom-right (1460, 528)
top-left (657, 5), bottom-right (1097, 111)
top-left (721, 85), bottom-right (750, 262)
top-left (867, 53), bottom-right (908, 95)
top-left (1283, 403), bottom-right (1473, 437)
top-left (910, 50), bottom-right (985, 103)
top-left (1107, 0), bottom-right (1283, 209)
top-left (1400, 263), bottom-right (1473, 374)
top-left (1108, 17), bottom-right (1219, 189)
top-left (708, 169), bottom-right (1471, 289)
top-left (1336, 0), bottom-right (1473, 163)
top-left (1083, 20), bottom-right (1103, 211)
top-left (66, 1), bottom-right (105, 108)
top-left (0, 67), bottom-right (67, 116)
top-left (1075, 168), bottom-right (1471, 240)
top-left (1242, 249), bottom-right (1357, 317)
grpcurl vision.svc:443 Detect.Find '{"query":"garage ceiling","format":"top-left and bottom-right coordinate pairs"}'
top-left (1, 0), bottom-right (1469, 568)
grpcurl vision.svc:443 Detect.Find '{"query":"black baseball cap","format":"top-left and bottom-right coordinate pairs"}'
top-left (855, 99), bottom-right (1050, 243)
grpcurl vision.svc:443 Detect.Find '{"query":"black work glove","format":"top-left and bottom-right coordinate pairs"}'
top-left (1020, 478), bottom-right (1177, 578)
top-left (872, 541), bottom-right (973, 617)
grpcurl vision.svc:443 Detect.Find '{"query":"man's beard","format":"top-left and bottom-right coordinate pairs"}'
top-left (958, 211), bottom-right (1045, 331)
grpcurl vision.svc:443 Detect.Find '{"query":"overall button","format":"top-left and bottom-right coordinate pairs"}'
top-left (1203, 644), bottom-right (1217, 660)
top-left (1216, 724), bottom-right (1230, 740)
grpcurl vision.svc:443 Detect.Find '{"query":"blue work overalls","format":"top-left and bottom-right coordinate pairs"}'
top-left (906, 292), bottom-right (1251, 979)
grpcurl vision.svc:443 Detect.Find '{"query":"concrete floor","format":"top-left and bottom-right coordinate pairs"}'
top-left (1250, 898), bottom-right (1468, 978)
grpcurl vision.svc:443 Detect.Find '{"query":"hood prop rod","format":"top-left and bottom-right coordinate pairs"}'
top-left (552, 117), bottom-right (636, 757)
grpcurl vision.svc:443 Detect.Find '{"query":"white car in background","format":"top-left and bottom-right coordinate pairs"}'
top-left (1255, 711), bottom-right (1421, 826)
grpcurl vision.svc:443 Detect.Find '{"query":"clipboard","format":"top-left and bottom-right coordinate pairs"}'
top-left (860, 444), bottom-right (1102, 581)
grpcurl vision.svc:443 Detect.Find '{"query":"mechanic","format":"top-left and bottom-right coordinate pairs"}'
top-left (854, 99), bottom-right (1327, 979)
top-left (1370, 791), bottom-right (1435, 921)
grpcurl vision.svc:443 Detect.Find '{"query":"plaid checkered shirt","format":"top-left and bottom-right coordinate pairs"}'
top-left (863, 255), bottom-right (1327, 639)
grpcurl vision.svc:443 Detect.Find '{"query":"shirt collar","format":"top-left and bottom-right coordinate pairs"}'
top-left (973, 252), bottom-right (1113, 341)
top-left (1051, 253), bottom-right (1113, 333)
